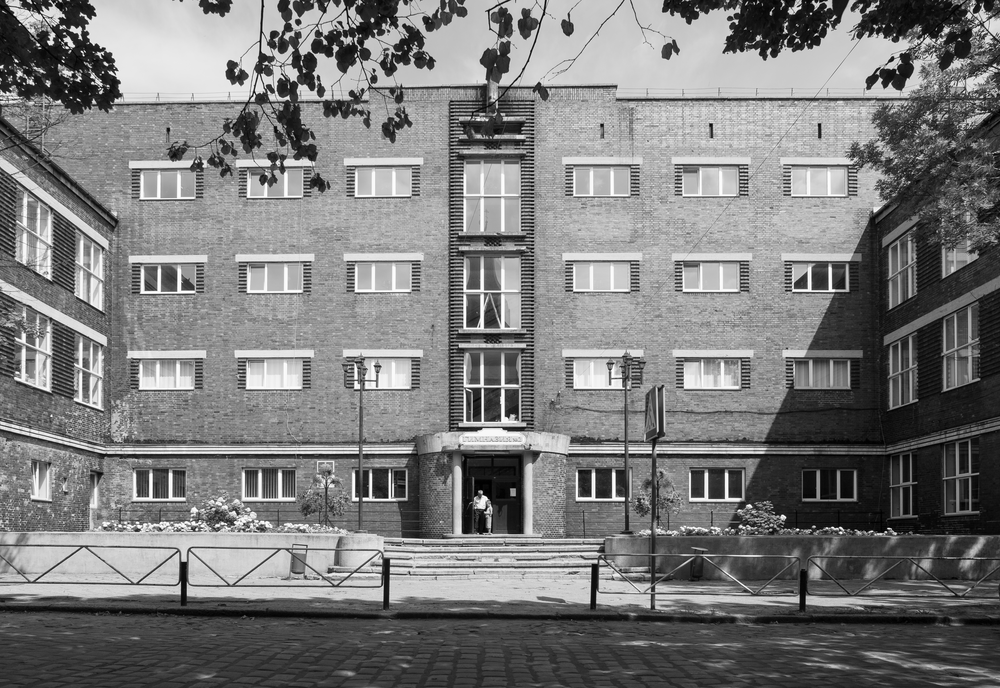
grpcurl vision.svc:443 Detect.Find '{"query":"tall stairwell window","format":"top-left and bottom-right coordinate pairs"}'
top-left (464, 255), bottom-right (521, 329)
top-left (464, 351), bottom-right (520, 423)
top-left (464, 160), bottom-right (520, 233)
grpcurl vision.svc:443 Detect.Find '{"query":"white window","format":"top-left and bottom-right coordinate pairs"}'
top-left (576, 468), bottom-right (626, 500)
top-left (464, 160), bottom-right (520, 233)
top-left (248, 263), bottom-right (303, 293)
top-left (889, 454), bottom-right (915, 518)
top-left (464, 255), bottom-right (520, 329)
top-left (75, 234), bottom-right (104, 309)
top-left (31, 460), bottom-right (51, 501)
top-left (142, 264), bottom-right (197, 293)
top-left (942, 304), bottom-right (979, 390)
top-left (573, 262), bottom-right (629, 292)
top-left (683, 166), bottom-right (738, 196)
top-left (943, 439), bottom-right (979, 515)
top-left (683, 358), bottom-right (740, 389)
top-left (683, 262), bottom-right (739, 292)
top-left (690, 468), bottom-right (744, 501)
top-left (888, 335), bottom-right (917, 409)
top-left (353, 468), bottom-right (408, 501)
top-left (139, 359), bottom-right (196, 390)
top-left (793, 359), bottom-right (850, 389)
top-left (792, 262), bottom-right (848, 292)
top-left (134, 468), bottom-right (186, 501)
top-left (354, 358), bottom-right (411, 390)
top-left (464, 351), bottom-right (520, 423)
top-left (247, 358), bottom-right (303, 390)
top-left (573, 359), bottom-right (622, 390)
top-left (790, 167), bottom-right (847, 196)
top-left (15, 308), bottom-right (51, 390)
top-left (15, 187), bottom-right (52, 278)
top-left (243, 468), bottom-right (297, 501)
top-left (247, 168), bottom-right (304, 198)
top-left (942, 239), bottom-right (977, 277)
top-left (355, 262), bottom-right (411, 292)
top-left (802, 468), bottom-right (856, 501)
top-left (573, 166), bottom-right (629, 196)
top-left (75, 335), bottom-right (103, 408)
top-left (888, 233), bottom-right (915, 308)
top-left (355, 166), bottom-right (411, 197)
top-left (140, 169), bottom-right (196, 199)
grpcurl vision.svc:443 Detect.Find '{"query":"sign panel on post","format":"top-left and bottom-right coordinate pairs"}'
top-left (644, 384), bottom-right (665, 442)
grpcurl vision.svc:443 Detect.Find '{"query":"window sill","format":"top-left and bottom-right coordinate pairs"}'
top-left (886, 299), bottom-right (916, 312)
top-left (942, 379), bottom-right (980, 393)
top-left (458, 422), bottom-right (527, 429)
top-left (76, 297), bottom-right (105, 312)
top-left (573, 194), bottom-right (632, 199)
top-left (791, 290), bottom-right (850, 294)
top-left (354, 290), bottom-right (412, 294)
top-left (942, 511), bottom-right (980, 517)
top-left (801, 499), bottom-right (859, 503)
top-left (245, 196), bottom-right (304, 201)
top-left (139, 388), bottom-right (197, 392)
top-left (689, 499), bottom-right (743, 503)
top-left (887, 515), bottom-right (918, 520)
top-left (30, 497), bottom-right (52, 503)
top-left (139, 197), bottom-right (197, 201)
top-left (459, 328), bottom-right (527, 335)
top-left (132, 499), bottom-right (187, 503)
top-left (245, 388), bottom-right (304, 392)
top-left (15, 378), bottom-right (52, 394)
top-left (887, 400), bottom-right (918, 410)
top-left (458, 232), bottom-right (527, 241)
top-left (74, 400), bottom-right (104, 411)
top-left (573, 290), bottom-right (632, 294)
top-left (350, 499), bottom-right (408, 503)
top-left (246, 291), bottom-right (305, 295)
top-left (140, 292), bottom-right (198, 296)
top-left (682, 387), bottom-right (742, 391)
top-left (576, 499), bottom-right (626, 503)
top-left (681, 194), bottom-right (740, 199)
top-left (793, 387), bottom-right (852, 392)
top-left (353, 194), bottom-right (413, 199)
top-left (681, 290), bottom-right (742, 294)
top-left (243, 499), bottom-right (297, 503)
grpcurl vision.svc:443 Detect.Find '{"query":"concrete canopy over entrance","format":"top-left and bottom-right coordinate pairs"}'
top-left (415, 429), bottom-right (570, 537)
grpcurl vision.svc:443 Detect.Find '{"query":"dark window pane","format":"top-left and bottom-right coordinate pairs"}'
top-left (372, 469), bottom-right (389, 499)
top-left (143, 265), bottom-right (158, 292)
top-left (802, 471), bottom-right (817, 499)
top-left (728, 470), bottom-right (743, 499)
top-left (595, 469), bottom-right (613, 499)
top-left (831, 263), bottom-right (847, 290)
top-left (615, 469), bottom-right (626, 498)
top-left (135, 469), bottom-right (150, 498)
top-left (839, 471), bottom-right (854, 500)
top-left (690, 470), bottom-right (705, 499)
top-left (152, 469), bottom-right (169, 499)
top-left (180, 265), bottom-right (197, 291)
top-left (819, 470), bottom-right (837, 500)
top-left (393, 470), bottom-right (407, 499)
top-left (577, 470), bottom-right (592, 498)
top-left (161, 265), bottom-right (178, 292)
top-left (708, 469), bottom-right (725, 499)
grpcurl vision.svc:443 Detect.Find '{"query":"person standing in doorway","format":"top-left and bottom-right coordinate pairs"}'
top-left (473, 490), bottom-right (491, 535)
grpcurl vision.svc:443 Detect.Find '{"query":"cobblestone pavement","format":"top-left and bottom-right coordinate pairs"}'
top-left (1, 612), bottom-right (999, 687)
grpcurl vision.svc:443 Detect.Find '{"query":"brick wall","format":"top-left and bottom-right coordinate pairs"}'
top-left (418, 451), bottom-right (453, 537)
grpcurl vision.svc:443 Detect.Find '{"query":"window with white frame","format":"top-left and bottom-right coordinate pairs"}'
top-left (15, 187), bottom-right (52, 277)
top-left (355, 166), bottom-right (411, 197)
top-left (573, 261), bottom-right (629, 292)
top-left (888, 233), bottom-right (916, 308)
top-left (248, 262), bottom-right (303, 293)
top-left (943, 439), bottom-right (979, 515)
top-left (942, 239), bottom-right (977, 277)
top-left (573, 166), bottom-right (629, 196)
top-left (353, 468), bottom-right (408, 500)
top-left (683, 262), bottom-right (739, 292)
top-left (243, 468), bottom-right (296, 501)
top-left (690, 468), bottom-right (744, 501)
top-left (683, 166), bottom-right (738, 196)
top-left (31, 460), bottom-right (50, 501)
top-left (576, 468), bottom-right (627, 500)
top-left (75, 234), bottom-right (104, 308)
top-left (139, 359), bottom-right (196, 390)
top-left (802, 468), bottom-right (856, 501)
top-left (134, 468), bottom-right (186, 501)
top-left (684, 358), bottom-right (740, 389)
top-left (794, 359), bottom-right (850, 389)
top-left (889, 453), bottom-right (915, 518)
top-left (247, 168), bottom-right (304, 198)
top-left (75, 335), bottom-right (103, 408)
top-left (792, 262), bottom-right (848, 292)
top-left (354, 358), bottom-right (411, 390)
top-left (140, 169), bottom-right (195, 199)
top-left (355, 262), bottom-right (411, 292)
top-left (573, 359), bottom-right (622, 389)
top-left (464, 255), bottom-right (520, 329)
top-left (888, 335), bottom-right (917, 409)
top-left (247, 358), bottom-right (303, 390)
top-left (15, 307), bottom-right (51, 390)
top-left (142, 264), bottom-right (197, 293)
top-left (791, 167), bottom-right (847, 196)
top-left (464, 159), bottom-right (520, 233)
top-left (942, 304), bottom-right (979, 390)
top-left (464, 351), bottom-right (520, 423)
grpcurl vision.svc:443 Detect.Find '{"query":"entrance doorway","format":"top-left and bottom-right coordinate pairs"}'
top-left (464, 456), bottom-right (521, 535)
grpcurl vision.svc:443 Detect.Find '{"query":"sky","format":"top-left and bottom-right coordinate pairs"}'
top-left (85, 0), bottom-right (908, 101)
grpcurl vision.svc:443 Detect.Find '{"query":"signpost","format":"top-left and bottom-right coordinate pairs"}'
top-left (644, 385), bottom-right (665, 610)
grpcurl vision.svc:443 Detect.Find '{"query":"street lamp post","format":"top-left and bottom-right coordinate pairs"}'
top-left (342, 354), bottom-right (380, 533)
top-left (607, 351), bottom-right (645, 534)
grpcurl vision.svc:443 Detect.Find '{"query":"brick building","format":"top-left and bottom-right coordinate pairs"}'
top-left (1, 85), bottom-right (995, 535)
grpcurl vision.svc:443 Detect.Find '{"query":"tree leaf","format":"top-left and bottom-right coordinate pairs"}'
top-left (561, 14), bottom-right (574, 37)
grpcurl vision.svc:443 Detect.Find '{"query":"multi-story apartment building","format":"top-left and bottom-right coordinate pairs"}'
top-left (1, 85), bottom-right (994, 536)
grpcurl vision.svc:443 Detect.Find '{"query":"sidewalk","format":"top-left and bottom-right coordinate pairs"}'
top-left (2, 572), bottom-right (999, 624)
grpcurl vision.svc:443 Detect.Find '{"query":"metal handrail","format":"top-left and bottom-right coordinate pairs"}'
top-left (185, 546), bottom-right (384, 589)
top-left (806, 555), bottom-right (1000, 598)
top-left (0, 544), bottom-right (180, 586)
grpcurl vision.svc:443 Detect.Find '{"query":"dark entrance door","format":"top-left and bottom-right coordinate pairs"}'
top-left (464, 456), bottom-right (521, 534)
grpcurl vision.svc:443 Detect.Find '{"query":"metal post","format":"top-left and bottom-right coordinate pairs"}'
top-left (590, 563), bottom-right (599, 610)
top-left (650, 437), bottom-right (657, 611)
top-left (623, 380), bottom-right (630, 534)
top-left (358, 360), bottom-right (365, 533)
top-left (799, 568), bottom-right (807, 612)
top-left (179, 560), bottom-right (188, 606)
top-left (382, 557), bottom-right (391, 610)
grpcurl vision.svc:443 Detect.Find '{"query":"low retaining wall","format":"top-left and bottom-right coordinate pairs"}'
top-left (0, 532), bottom-right (384, 580)
top-left (603, 535), bottom-right (1000, 580)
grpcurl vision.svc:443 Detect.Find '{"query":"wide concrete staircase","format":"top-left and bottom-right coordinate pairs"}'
top-left (381, 537), bottom-right (607, 579)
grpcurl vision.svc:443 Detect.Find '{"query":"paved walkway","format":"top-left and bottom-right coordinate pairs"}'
top-left (2, 572), bottom-right (998, 623)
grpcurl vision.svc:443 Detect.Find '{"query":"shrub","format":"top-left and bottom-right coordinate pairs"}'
top-left (735, 501), bottom-right (787, 534)
top-left (630, 469), bottom-right (683, 525)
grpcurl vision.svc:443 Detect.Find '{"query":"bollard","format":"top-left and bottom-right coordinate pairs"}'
top-left (590, 563), bottom-right (599, 610)
top-left (690, 547), bottom-right (707, 581)
top-left (799, 568), bottom-right (808, 612)
top-left (179, 560), bottom-right (188, 607)
top-left (382, 558), bottom-right (391, 610)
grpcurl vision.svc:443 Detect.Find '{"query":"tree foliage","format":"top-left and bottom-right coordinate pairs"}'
top-left (849, 26), bottom-right (1000, 250)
